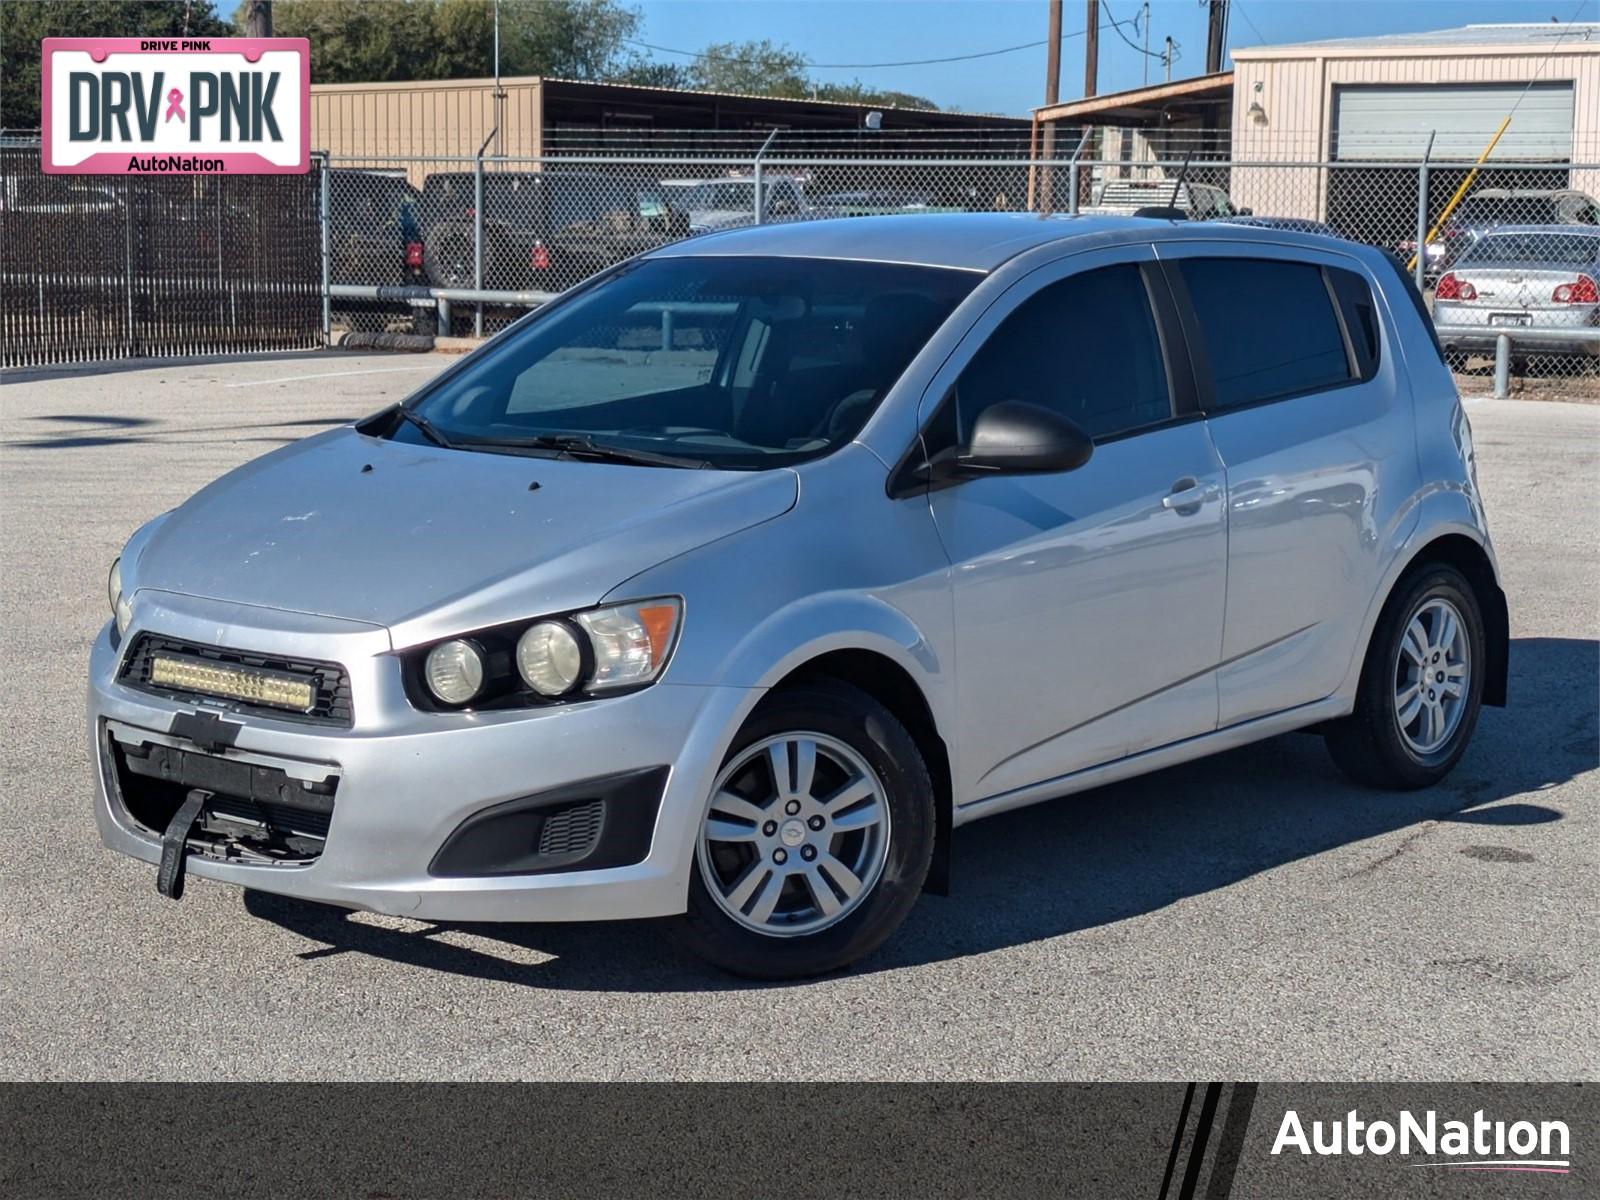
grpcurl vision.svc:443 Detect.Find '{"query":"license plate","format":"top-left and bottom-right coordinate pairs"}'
top-left (1488, 312), bottom-right (1531, 327)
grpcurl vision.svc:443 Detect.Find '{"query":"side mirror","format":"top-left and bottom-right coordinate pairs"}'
top-left (953, 400), bottom-right (1094, 476)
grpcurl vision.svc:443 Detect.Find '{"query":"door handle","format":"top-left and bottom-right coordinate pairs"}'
top-left (1161, 479), bottom-right (1220, 511)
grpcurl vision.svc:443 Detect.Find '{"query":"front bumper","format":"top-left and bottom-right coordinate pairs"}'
top-left (87, 597), bottom-right (754, 923)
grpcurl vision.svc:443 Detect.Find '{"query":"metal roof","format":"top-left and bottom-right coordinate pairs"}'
top-left (644, 213), bottom-right (1346, 272)
top-left (1232, 22), bottom-right (1600, 56)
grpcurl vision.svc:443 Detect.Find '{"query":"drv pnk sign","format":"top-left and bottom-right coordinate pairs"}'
top-left (42, 37), bottom-right (309, 174)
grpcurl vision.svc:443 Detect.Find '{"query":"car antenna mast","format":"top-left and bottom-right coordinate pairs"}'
top-left (1168, 154), bottom-right (1193, 212)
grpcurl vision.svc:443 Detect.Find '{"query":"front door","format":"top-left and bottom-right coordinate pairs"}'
top-left (922, 248), bottom-right (1229, 804)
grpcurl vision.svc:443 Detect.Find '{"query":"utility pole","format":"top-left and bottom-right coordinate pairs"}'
top-left (1042, 0), bottom-right (1062, 162)
top-left (1084, 0), bottom-right (1099, 97)
top-left (1165, 36), bottom-right (1174, 82)
top-left (1205, 0), bottom-right (1228, 75)
top-left (244, 0), bottom-right (272, 37)
top-left (1142, 1), bottom-right (1151, 87)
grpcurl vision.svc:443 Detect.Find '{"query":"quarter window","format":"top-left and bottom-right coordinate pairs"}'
top-left (1180, 258), bottom-right (1353, 410)
top-left (954, 264), bottom-right (1173, 441)
top-left (1328, 266), bottom-right (1381, 382)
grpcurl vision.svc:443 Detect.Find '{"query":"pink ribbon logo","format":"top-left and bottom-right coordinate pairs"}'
top-left (164, 88), bottom-right (185, 123)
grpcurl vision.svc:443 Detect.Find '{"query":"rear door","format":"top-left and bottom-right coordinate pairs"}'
top-left (1157, 242), bottom-right (1422, 727)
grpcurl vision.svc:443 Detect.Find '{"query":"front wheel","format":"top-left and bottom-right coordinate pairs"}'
top-left (1325, 565), bottom-right (1486, 789)
top-left (674, 681), bottom-right (934, 979)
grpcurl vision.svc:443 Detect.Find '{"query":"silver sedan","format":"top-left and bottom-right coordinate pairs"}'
top-left (1432, 224), bottom-right (1600, 358)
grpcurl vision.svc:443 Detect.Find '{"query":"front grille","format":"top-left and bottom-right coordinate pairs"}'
top-left (107, 728), bottom-right (339, 863)
top-left (119, 633), bottom-right (354, 727)
top-left (537, 799), bottom-right (604, 858)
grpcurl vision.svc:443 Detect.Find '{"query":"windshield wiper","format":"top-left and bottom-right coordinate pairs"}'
top-left (394, 405), bottom-right (454, 449)
top-left (451, 432), bottom-right (712, 470)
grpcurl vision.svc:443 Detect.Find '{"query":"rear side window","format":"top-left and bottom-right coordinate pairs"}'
top-left (1180, 258), bottom-right (1352, 410)
top-left (955, 264), bottom-right (1173, 441)
top-left (1328, 266), bottom-right (1381, 381)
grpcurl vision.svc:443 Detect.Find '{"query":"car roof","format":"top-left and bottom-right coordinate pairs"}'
top-left (644, 212), bottom-right (1352, 272)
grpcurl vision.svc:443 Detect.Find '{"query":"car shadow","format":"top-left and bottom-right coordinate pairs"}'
top-left (243, 636), bottom-right (1597, 991)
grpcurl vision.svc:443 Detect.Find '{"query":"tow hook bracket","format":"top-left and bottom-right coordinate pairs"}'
top-left (157, 788), bottom-right (211, 900)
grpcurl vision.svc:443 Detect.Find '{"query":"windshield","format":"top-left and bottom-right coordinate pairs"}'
top-left (1461, 232), bottom-right (1600, 265)
top-left (403, 255), bottom-right (977, 469)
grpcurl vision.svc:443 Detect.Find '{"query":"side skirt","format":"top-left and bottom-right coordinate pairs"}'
top-left (952, 695), bottom-right (1351, 828)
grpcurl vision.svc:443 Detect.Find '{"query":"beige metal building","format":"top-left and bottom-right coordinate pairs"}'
top-left (312, 76), bottom-right (1031, 175)
top-left (1229, 23), bottom-right (1600, 220)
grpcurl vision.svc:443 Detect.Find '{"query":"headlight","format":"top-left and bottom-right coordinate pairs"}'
top-left (107, 557), bottom-right (133, 636)
top-left (516, 620), bottom-right (586, 697)
top-left (424, 639), bottom-right (485, 705)
top-left (574, 598), bottom-right (681, 692)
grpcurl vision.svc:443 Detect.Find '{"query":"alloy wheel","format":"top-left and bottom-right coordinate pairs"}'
top-left (696, 732), bottom-right (891, 937)
top-left (1392, 596), bottom-right (1471, 757)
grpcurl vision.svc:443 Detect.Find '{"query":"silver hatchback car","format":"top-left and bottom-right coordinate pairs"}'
top-left (90, 215), bottom-right (1508, 978)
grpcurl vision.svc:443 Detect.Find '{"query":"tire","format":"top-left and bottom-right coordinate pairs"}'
top-left (1325, 564), bottom-right (1486, 790)
top-left (423, 224), bottom-right (475, 289)
top-left (673, 680), bottom-right (935, 979)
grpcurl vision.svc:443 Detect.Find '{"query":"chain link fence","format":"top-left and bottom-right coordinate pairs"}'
top-left (321, 148), bottom-right (1600, 401)
top-left (5, 131), bottom-right (1597, 400)
top-left (1, 141), bottom-right (322, 367)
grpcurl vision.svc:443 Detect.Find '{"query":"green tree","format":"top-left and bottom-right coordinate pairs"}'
top-left (263, 0), bottom-right (644, 84)
top-left (1, 0), bottom-right (233, 131)
top-left (814, 81), bottom-right (938, 111)
top-left (685, 39), bottom-right (809, 99)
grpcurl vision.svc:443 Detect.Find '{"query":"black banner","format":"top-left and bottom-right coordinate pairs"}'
top-left (2, 1084), bottom-right (1591, 1198)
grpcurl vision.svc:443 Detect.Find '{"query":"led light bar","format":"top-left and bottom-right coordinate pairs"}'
top-left (148, 654), bottom-right (317, 713)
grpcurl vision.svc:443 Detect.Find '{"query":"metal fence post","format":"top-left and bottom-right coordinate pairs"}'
top-left (753, 128), bottom-right (778, 226)
top-left (473, 151), bottom-right (486, 338)
top-left (1414, 131), bottom-right (1435, 292)
top-left (1067, 126), bottom-right (1093, 215)
top-left (1494, 334), bottom-right (1512, 399)
top-left (123, 179), bottom-right (136, 356)
top-left (318, 153), bottom-right (331, 344)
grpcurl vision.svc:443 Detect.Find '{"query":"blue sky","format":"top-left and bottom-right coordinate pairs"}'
top-left (629, 0), bottom-right (1590, 115)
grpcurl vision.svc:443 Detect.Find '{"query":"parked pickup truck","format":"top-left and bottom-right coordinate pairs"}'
top-left (419, 171), bottom-right (687, 291)
top-left (1081, 179), bottom-right (1246, 220)
top-left (660, 175), bottom-right (811, 233)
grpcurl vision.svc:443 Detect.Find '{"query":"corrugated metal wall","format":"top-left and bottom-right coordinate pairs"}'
top-left (1230, 45), bottom-right (1600, 218)
top-left (311, 78), bottom-right (545, 175)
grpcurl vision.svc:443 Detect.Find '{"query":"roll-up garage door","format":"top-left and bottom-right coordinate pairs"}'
top-left (1332, 82), bottom-right (1575, 160)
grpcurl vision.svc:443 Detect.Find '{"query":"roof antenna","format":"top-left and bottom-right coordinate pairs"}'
top-left (1168, 153), bottom-right (1193, 211)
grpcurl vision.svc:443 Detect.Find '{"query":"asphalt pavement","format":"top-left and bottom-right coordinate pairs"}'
top-left (2, 351), bottom-right (1594, 1081)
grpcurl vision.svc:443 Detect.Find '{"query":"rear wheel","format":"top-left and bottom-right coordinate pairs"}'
top-left (1325, 565), bottom-right (1486, 789)
top-left (675, 681), bottom-right (934, 979)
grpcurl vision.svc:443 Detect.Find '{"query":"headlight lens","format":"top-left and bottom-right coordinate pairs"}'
top-left (574, 598), bottom-right (681, 692)
top-left (516, 620), bottom-right (585, 697)
top-left (424, 639), bottom-right (485, 705)
top-left (107, 557), bottom-right (133, 636)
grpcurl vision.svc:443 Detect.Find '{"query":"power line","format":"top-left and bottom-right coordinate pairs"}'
top-left (1229, 0), bottom-right (1267, 48)
top-left (1102, 0), bottom-right (1167, 60)
top-left (622, 17), bottom-right (1145, 71)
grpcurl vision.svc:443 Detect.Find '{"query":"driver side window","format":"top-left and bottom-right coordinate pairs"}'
top-left (954, 264), bottom-right (1173, 441)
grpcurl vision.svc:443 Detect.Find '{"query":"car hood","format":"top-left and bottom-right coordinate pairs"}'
top-left (135, 426), bottom-right (798, 643)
